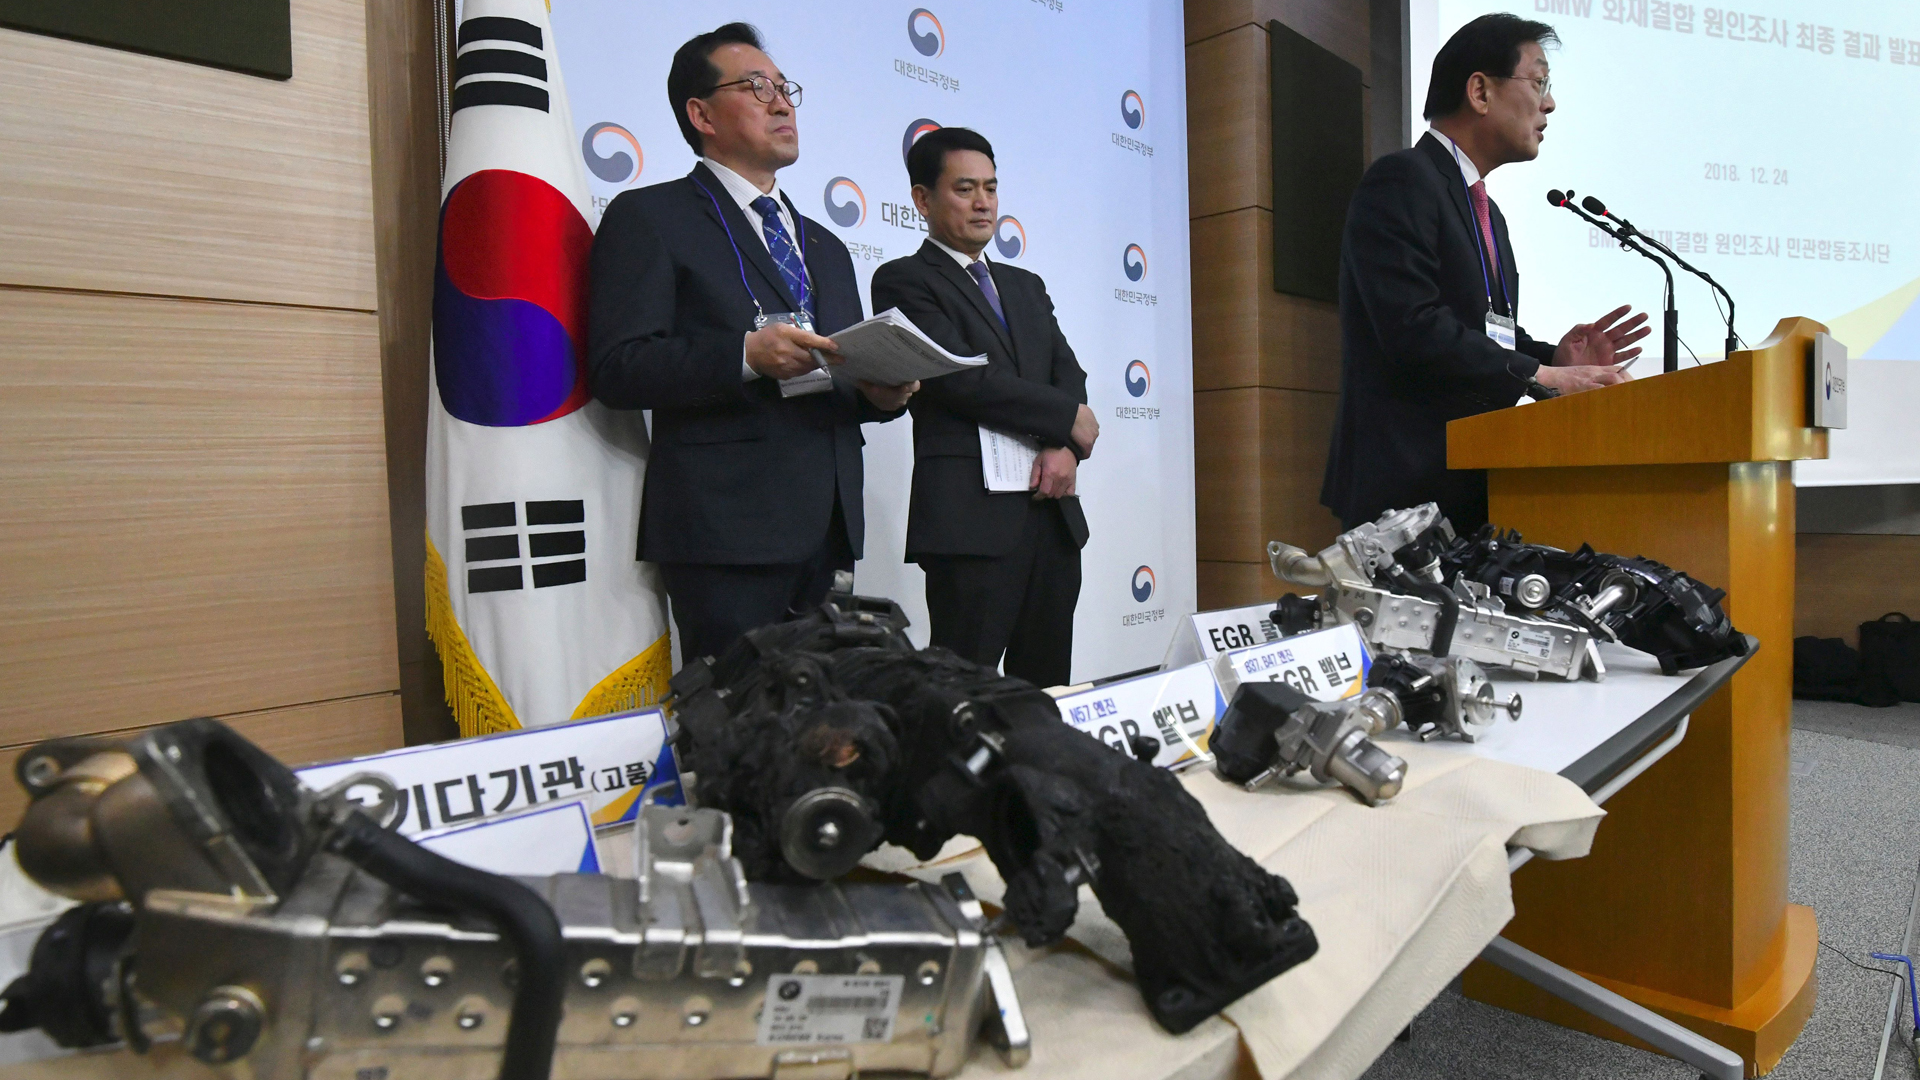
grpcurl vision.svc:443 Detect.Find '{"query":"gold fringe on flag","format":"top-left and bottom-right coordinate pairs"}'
top-left (572, 632), bottom-right (673, 720)
top-left (425, 530), bottom-right (521, 737)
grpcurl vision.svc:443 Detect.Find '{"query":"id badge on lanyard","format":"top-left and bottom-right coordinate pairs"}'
top-left (692, 178), bottom-right (835, 397)
top-left (1485, 312), bottom-right (1517, 350)
top-left (756, 311), bottom-right (835, 397)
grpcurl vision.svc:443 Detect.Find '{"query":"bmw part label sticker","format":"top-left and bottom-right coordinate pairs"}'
top-left (757, 974), bottom-right (904, 1046)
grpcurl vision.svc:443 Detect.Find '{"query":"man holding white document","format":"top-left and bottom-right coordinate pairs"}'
top-left (870, 127), bottom-right (1097, 687)
top-left (588, 24), bottom-right (917, 663)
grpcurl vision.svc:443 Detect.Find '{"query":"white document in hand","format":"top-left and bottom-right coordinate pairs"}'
top-left (979, 426), bottom-right (1039, 493)
top-left (829, 308), bottom-right (988, 385)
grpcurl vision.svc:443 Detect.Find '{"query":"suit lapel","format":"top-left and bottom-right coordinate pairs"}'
top-left (1490, 203), bottom-right (1518, 319)
top-left (1419, 133), bottom-right (1504, 315)
top-left (921, 242), bottom-right (1016, 357)
top-left (1419, 135), bottom-right (1479, 254)
top-left (688, 163), bottom-right (802, 315)
top-left (987, 262), bottom-right (1043, 379)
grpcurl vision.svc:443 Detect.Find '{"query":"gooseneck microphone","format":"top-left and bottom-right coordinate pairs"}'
top-left (1548, 188), bottom-right (1678, 373)
top-left (1581, 194), bottom-right (1739, 359)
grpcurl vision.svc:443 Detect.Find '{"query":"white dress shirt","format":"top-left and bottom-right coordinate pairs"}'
top-left (701, 156), bottom-right (801, 258)
top-left (929, 236), bottom-right (988, 270)
top-left (1426, 127), bottom-right (1482, 186)
top-left (702, 157), bottom-right (806, 381)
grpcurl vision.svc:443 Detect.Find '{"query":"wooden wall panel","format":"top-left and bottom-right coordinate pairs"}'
top-left (1195, 388), bottom-right (1264, 562)
top-left (1187, 25), bottom-right (1269, 219)
top-left (1199, 559), bottom-right (1316, 611)
top-left (0, 0), bottom-right (376, 310)
top-left (0, 693), bottom-right (402, 864)
top-left (1188, 2), bottom-right (1365, 618)
top-left (1794, 533), bottom-right (1920, 644)
top-left (1259, 387), bottom-right (1344, 554)
top-left (1194, 387), bottom-right (1342, 564)
top-left (1187, 0), bottom-right (1373, 72)
top-left (366, 0), bottom-right (456, 744)
top-left (1191, 207), bottom-right (1342, 393)
top-left (0, 290), bottom-right (398, 748)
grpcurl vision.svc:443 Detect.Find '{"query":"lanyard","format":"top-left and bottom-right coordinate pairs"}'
top-left (1452, 144), bottom-right (1511, 318)
top-left (692, 178), bottom-right (813, 321)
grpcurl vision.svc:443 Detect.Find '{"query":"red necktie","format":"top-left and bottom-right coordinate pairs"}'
top-left (1469, 180), bottom-right (1503, 294)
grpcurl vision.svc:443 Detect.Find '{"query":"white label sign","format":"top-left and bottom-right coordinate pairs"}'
top-left (757, 974), bottom-right (903, 1046)
top-left (1055, 661), bottom-right (1225, 767)
top-left (1161, 601), bottom-right (1287, 668)
top-left (296, 708), bottom-right (680, 836)
top-left (414, 800), bottom-right (601, 877)
top-left (1504, 626), bottom-right (1556, 661)
top-left (1216, 623), bottom-right (1372, 702)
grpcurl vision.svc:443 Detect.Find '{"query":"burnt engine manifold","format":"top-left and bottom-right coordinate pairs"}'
top-left (668, 593), bottom-right (1319, 1034)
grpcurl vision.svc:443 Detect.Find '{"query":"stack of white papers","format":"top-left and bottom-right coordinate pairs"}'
top-left (827, 307), bottom-right (988, 384)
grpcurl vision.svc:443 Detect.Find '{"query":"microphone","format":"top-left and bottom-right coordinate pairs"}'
top-left (1549, 186), bottom-right (1678, 373)
top-left (1584, 194), bottom-right (1738, 359)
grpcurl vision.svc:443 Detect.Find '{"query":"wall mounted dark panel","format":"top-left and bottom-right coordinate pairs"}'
top-left (1270, 20), bottom-right (1363, 303)
top-left (0, 0), bottom-right (290, 79)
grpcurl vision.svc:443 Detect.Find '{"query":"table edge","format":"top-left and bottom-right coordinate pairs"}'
top-left (1558, 635), bottom-right (1759, 794)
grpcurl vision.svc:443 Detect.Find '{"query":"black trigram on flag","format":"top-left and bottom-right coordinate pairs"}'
top-left (461, 500), bottom-right (586, 594)
top-left (452, 15), bottom-right (550, 114)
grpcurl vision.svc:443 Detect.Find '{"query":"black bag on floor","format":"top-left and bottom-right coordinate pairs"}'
top-left (1795, 636), bottom-right (1863, 700)
top-left (1793, 636), bottom-right (1899, 707)
top-left (1860, 613), bottom-right (1920, 703)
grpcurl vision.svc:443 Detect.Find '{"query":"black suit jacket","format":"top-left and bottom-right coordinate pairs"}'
top-left (1320, 133), bottom-right (1558, 530)
top-left (869, 241), bottom-right (1090, 559)
top-left (588, 164), bottom-right (897, 565)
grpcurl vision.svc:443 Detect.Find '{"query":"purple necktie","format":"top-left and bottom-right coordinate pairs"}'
top-left (967, 260), bottom-right (1007, 329)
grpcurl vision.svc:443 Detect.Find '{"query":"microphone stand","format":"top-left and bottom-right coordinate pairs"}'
top-left (1556, 191), bottom-right (1678, 373)
top-left (1594, 209), bottom-right (1738, 359)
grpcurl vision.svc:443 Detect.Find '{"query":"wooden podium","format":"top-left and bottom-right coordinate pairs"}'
top-left (1447, 317), bottom-right (1829, 1075)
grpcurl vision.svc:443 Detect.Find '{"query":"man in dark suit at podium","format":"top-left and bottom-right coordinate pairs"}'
top-left (870, 127), bottom-right (1097, 687)
top-left (1321, 13), bottom-right (1648, 531)
top-left (588, 23), bottom-right (915, 661)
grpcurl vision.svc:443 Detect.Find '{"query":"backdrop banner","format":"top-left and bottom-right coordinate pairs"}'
top-left (544, 0), bottom-right (1195, 683)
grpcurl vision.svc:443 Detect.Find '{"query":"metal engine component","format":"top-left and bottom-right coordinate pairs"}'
top-left (1438, 526), bottom-right (1749, 675)
top-left (0, 721), bottom-right (1025, 1080)
top-left (1268, 504), bottom-right (1600, 681)
top-left (1210, 682), bottom-right (1409, 806)
top-left (1366, 653), bottom-right (1522, 743)
top-left (671, 594), bottom-right (1318, 1035)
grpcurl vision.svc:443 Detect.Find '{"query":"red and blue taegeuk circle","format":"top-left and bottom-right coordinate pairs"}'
top-left (433, 169), bottom-right (593, 427)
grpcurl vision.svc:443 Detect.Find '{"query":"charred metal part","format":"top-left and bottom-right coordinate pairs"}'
top-left (1268, 505), bottom-right (1598, 680)
top-left (670, 595), bottom-right (1318, 1035)
top-left (1211, 681), bottom-right (1409, 806)
top-left (1365, 653), bottom-right (1522, 743)
top-left (0, 901), bottom-right (134, 1048)
top-left (1, 720), bottom-right (1022, 1079)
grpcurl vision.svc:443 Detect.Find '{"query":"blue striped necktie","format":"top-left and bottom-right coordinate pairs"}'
top-left (750, 195), bottom-right (813, 321)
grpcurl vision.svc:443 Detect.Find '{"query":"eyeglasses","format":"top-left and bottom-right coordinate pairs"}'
top-left (706, 75), bottom-right (802, 107)
top-left (1494, 73), bottom-right (1552, 100)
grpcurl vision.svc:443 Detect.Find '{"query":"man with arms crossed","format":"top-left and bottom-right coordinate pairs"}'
top-left (1322, 13), bottom-right (1649, 531)
top-left (871, 128), bottom-right (1096, 688)
top-left (589, 23), bottom-right (916, 661)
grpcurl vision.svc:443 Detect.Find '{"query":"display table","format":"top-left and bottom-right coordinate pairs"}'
top-left (870, 641), bottom-right (1752, 1080)
top-left (4, 644), bottom-right (1749, 1080)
